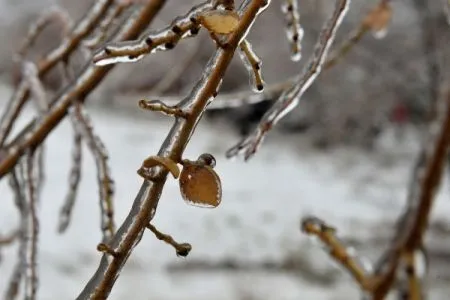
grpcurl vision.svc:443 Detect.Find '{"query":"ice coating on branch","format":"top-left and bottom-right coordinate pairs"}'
top-left (281, 0), bottom-right (304, 61)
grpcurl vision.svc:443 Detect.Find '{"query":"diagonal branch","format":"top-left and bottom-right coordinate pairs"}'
top-left (76, 1), bottom-right (270, 298)
top-left (92, 1), bottom-right (213, 66)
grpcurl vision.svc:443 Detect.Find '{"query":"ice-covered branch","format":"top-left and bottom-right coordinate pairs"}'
top-left (71, 103), bottom-right (115, 242)
top-left (238, 39), bottom-right (265, 92)
top-left (281, 0), bottom-right (303, 61)
top-left (58, 128), bottom-right (83, 233)
top-left (92, 1), bottom-right (213, 66)
top-left (226, 0), bottom-right (350, 160)
top-left (76, 1), bottom-right (270, 298)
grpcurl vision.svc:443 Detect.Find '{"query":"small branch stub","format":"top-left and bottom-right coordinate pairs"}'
top-left (147, 223), bottom-right (192, 257)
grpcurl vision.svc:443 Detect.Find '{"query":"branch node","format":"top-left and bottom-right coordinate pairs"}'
top-left (97, 243), bottom-right (119, 258)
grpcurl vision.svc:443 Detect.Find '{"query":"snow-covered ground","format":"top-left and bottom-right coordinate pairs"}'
top-left (0, 83), bottom-right (449, 299)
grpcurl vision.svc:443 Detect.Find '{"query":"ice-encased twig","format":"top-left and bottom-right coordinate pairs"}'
top-left (71, 103), bottom-right (115, 242)
top-left (22, 152), bottom-right (39, 300)
top-left (301, 217), bottom-right (370, 287)
top-left (147, 223), bottom-right (192, 257)
top-left (58, 128), bottom-right (83, 233)
top-left (226, 0), bottom-right (350, 160)
top-left (77, 1), bottom-right (270, 298)
top-left (281, 0), bottom-right (303, 61)
top-left (238, 39), bottom-right (265, 92)
top-left (0, 0), bottom-right (114, 148)
top-left (93, 1), bottom-right (213, 65)
top-left (4, 169), bottom-right (27, 300)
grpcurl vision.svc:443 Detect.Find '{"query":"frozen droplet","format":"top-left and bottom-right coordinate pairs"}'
top-left (179, 163), bottom-right (222, 208)
top-left (197, 153), bottom-right (216, 168)
top-left (95, 54), bottom-right (144, 66)
top-left (291, 52), bottom-right (302, 62)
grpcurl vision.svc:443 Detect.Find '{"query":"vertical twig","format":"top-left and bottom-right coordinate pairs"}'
top-left (226, 0), bottom-right (350, 160)
top-left (72, 103), bottom-right (115, 242)
top-left (58, 129), bottom-right (83, 233)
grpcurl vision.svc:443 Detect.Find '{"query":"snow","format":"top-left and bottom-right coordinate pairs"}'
top-left (0, 82), bottom-right (449, 299)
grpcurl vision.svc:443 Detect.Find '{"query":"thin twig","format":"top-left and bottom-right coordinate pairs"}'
top-left (92, 1), bottom-right (213, 66)
top-left (226, 0), bottom-right (350, 160)
top-left (76, 1), bottom-right (270, 298)
top-left (72, 103), bottom-right (115, 242)
top-left (238, 39), bottom-right (265, 92)
top-left (301, 217), bottom-right (369, 286)
top-left (58, 128), bottom-right (83, 233)
top-left (22, 152), bottom-right (39, 300)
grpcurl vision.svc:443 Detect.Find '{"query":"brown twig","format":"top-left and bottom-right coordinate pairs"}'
top-left (238, 39), bottom-right (265, 92)
top-left (71, 102), bottom-right (115, 242)
top-left (92, 1), bottom-right (213, 66)
top-left (22, 152), bottom-right (39, 300)
top-left (58, 126), bottom-right (83, 233)
top-left (76, 1), bottom-right (270, 298)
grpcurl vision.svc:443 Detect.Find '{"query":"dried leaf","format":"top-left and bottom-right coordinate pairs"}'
top-left (199, 10), bottom-right (240, 34)
top-left (179, 163), bottom-right (222, 208)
